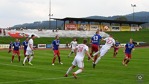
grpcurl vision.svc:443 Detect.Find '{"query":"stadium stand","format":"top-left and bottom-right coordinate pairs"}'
top-left (4, 29), bottom-right (109, 38)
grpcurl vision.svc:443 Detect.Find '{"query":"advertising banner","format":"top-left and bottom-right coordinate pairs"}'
top-left (0, 44), bottom-right (9, 49)
top-left (78, 24), bottom-right (90, 31)
top-left (46, 44), bottom-right (52, 48)
top-left (111, 26), bottom-right (120, 31)
top-left (38, 44), bottom-right (46, 48)
top-left (120, 26), bottom-right (131, 31)
top-left (90, 25), bottom-right (99, 31)
top-left (65, 24), bottom-right (77, 30)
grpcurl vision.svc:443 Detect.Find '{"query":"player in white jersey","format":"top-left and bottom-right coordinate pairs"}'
top-left (23, 35), bottom-right (36, 66)
top-left (93, 35), bottom-right (115, 68)
top-left (64, 39), bottom-right (93, 79)
top-left (68, 38), bottom-right (78, 57)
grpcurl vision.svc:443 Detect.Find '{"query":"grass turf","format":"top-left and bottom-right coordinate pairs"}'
top-left (0, 48), bottom-right (149, 84)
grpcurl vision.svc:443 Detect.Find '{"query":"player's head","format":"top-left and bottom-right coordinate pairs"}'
top-left (26, 37), bottom-right (29, 41)
top-left (129, 38), bottom-right (133, 44)
top-left (31, 34), bottom-right (35, 39)
top-left (55, 35), bottom-right (59, 40)
top-left (15, 39), bottom-right (19, 42)
top-left (73, 38), bottom-right (77, 41)
top-left (96, 29), bottom-right (100, 34)
top-left (96, 31), bottom-right (99, 34)
top-left (109, 34), bottom-right (113, 38)
top-left (83, 39), bottom-right (87, 44)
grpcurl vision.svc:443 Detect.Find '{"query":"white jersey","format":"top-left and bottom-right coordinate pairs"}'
top-left (27, 39), bottom-right (33, 51)
top-left (103, 37), bottom-right (115, 49)
top-left (70, 41), bottom-right (77, 49)
top-left (75, 44), bottom-right (89, 59)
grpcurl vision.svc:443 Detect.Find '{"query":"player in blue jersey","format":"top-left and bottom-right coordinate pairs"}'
top-left (113, 40), bottom-right (120, 58)
top-left (8, 41), bottom-right (13, 53)
top-left (11, 39), bottom-right (21, 63)
top-left (22, 37), bottom-right (29, 56)
top-left (22, 37), bottom-right (29, 61)
top-left (122, 38), bottom-right (135, 66)
top-left (52, 35), bottom-right (63, 65)
top-left (89, 31), bottom-right (102, 62)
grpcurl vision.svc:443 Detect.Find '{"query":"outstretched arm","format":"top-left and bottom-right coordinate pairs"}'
top-left (86, 51), bottom-right (93, 61)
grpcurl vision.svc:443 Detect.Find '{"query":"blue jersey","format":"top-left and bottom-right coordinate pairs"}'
top-left (52, 40), bottom-right (60, 50)
top-left (91, 34), bottom-right (102, 45)
top-left (125, 43), bottom-right (134, 54)
top-left (115, 42), bottom-right (120, 47)
top-left (22, 41), bottom-right (28, 50)
top-left (13, 42), bottom-right (21, 51)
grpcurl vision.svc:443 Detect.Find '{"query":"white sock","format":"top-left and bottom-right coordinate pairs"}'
top-left (66, 67), bottom-right (72, 75)
top-left (29, 56), bottom-right (33, 63)
top-left (93, 51), bottom-right (100, 57)
top-left (95, 56), bottom-right (101, 64)
top-left (75, 69), bottom-right (82, 74)
top-left (23, 57), bottom-right (27, 64)
top-left (68, 52), bottom-right (71, 56)
top-left (68, 51), bottom-right (73, 56)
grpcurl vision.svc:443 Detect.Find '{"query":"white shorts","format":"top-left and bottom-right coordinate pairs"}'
top-left (71, 47), bottom-right (75, 52)
top-left (72, 57), bottom-right (84, 68)
top-left (71, 49), bottom-right (75, 52)
top-left (26, 50), bottom-right (34, 56)
top-left (100, 46), bottom-right (109, 57)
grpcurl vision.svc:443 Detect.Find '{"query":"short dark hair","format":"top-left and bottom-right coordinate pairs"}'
top-left (31, 34), bottom-right (35, 38)
top-left (83, 39), bottom-right (87, 44)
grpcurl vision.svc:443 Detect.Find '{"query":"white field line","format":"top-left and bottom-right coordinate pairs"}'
top-left (0, 75), bottom-right (91, 84)
top-left (0, 63), bottom-right (94, 84)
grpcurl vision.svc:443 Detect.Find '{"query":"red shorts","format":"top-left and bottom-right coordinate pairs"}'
top-left (24, 50), bottom-right (26, 56)
top-left (53, 50), bottom-right (60, 56)
top-left (125, 53), bottom-right (131, 59)
top-left (114, 48), bottom-right (119, 52)
top-left (91, 44), bottom-right (99, 52)
top-left (13, 50), bottom-right (20, 56)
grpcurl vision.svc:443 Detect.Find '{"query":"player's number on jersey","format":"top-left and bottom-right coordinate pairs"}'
top-left (93, 36), bottom-right (98, 41)
top-left (107, 39), bottom-right (113, 44)
top-left (77, 46), bottom-right (83, 52)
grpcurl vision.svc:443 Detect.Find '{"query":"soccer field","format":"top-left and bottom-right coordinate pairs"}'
top-left (0, 48), bottom-right (149, 84)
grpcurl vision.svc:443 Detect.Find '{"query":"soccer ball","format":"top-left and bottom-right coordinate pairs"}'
top-left (104, 26), bottom-right (108, 30)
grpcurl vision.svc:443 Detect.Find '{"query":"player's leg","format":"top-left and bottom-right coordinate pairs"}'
top-left (57, 50), bottom-right (63, 64)
top-left (93, 48), bottom-right (108, 68)
top-left (8, 48), bottom-right (12, 53)
top-left (88, 45), bottom-right (93, 60)
top-left (23, 50), bottom-right (29, 65)
top-left (65, 59), bottom-right (77, 77)
top-left (65, 65), bottom-right (76, 77)
top-left (16, 51), bottom-right (21, 62)
top-left (125, 54), bottom-right (131, 66)
top-left (115, 49), bottom-right (119, 57)
top-left (73, 59), bottom-right (84, 79)
top-left (113, 48), bottom-right (116, 57)
top-left (122, 53), bottom-right (128, 65)
top-left (68, 49), bottom-right (74, 57)
top-left (23, 55), bottom-right (29, 65)
top-left (11, 50), bottom-right (16, 63)
top-left (28, 51), bottom-right (34, 65)
top-left (52, 50), bottom-right (57, 65)
top-left (24, 50), bottom-right (29, 62)
top-left (93, 45), bottom-right (99, 63)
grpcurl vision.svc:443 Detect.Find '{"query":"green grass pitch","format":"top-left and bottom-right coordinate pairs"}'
top-left (0, 48), bottom-right (149, 84)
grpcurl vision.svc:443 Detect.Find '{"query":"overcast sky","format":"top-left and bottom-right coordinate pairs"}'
top-left (0, 0), bottom-right (148, 28)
